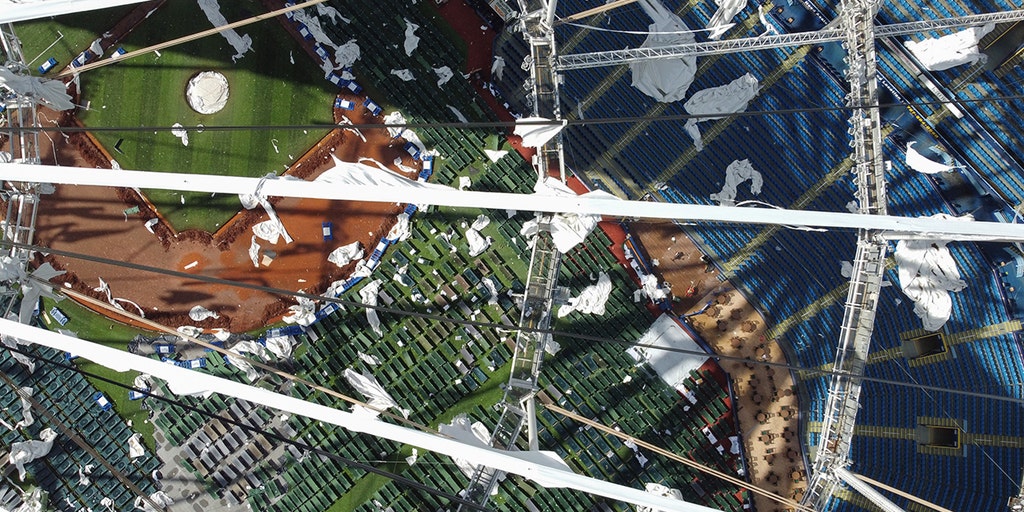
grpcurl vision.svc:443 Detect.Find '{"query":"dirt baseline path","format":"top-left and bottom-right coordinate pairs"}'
top-left (30, 101), bottom-right (414, 333)
top-left (13, 1), bottom-right (429, 333)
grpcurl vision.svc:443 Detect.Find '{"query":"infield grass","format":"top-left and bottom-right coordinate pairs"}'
top-left (75, 0), bottom-right (335, 232)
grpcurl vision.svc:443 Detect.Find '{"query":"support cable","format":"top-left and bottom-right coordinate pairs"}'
top-left (0, 345), bottom-right (492, 512)
top-left (1, 238), bottom-right (1021, 406)
top-left (2, 93), bottom-right (1024, 134)
top-left (0, 371), bottom-right (165, 512)
top-left (546, 403), bottom-right (815, 512)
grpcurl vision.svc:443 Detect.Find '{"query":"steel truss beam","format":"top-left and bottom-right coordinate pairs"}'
top-left (556, 9), bottom-right (1024, 70)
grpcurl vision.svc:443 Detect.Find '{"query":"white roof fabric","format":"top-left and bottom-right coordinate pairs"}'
top-left (197, 0), bottom-right (252, 62)
top-left (248, 236), bottom-right (261, 268)
top-left (177, 325), bottom-right (203, 339)
top-left (88, 37), bottom-right (103, 57)
top-left (283, 296), bottom-right (316, 326)
top-left (481, 277), bottom-right (499, 305)
top-left (253, 219), bottom-right (284, 244)
top-left (710, 159), bottom-right (762, 206)
top-left (895, 214), bottom-right (970, 331)
top-left (448, 105), bottom-right (469, 123)
top-left (387, 213), bottom-right (412, 242)
top-left (0, 255), bottom-right (20, 282)
top-left (170, 123), bottom-right (189, 147)
top-left (360, 279), bottom-right (384, 337)
top-left (484, 149), bottom-right (508, 162)
top-left (383, 111), bottom-right (407, 139)
top-left (391, 69), bottom-right (415, 81)
top-left (234, 340), bottom-right (270, 361)
top-left (638, 484), bottom-right (685, 512)
top-left (290, 5), bottom-right (339, 52)
top-left (188, 305), bottom-right (219, 322)
top-left (15, 387), bottom-right (33, 428)
top-left (630, 314), bottom-right (709, 392)
top-left (0, 67), bottom-right (74, 111)
top-left (316, 155), bottom-right (444, 191)
top-left (683, 73), bottom-right (760, 151)
top-left (513, 117), bottom-right (565, 148)
top-left (465, 214), bottom-right (492, 257)
top-left (343, 368), bottom-right (408, 418)
top-left (630, 0), bottom-right (697, 102)
top-left (904, 24), bottom-right (995, 71)
top-left (358, 351), bottom-right (381, 366)
top-left (491, 56), bottom-right (506, 81)
top-left (757, 4), bottom-right (779, 36)
top-left (706, 0), bottom-right (746, 40)
top-left (134, 491), bottom-right (174, 512)
top-left (0, 0), bottom-right (147, 23)
top-left (905, 141), bottom-right (958, 174)
top-left (225, 352), bottom-right (258, 382)
top-left (403, 19), bottom-right (420, 56)
top-left (434, 66), bottom-right (454, 87)
top-left (520, 177), bottom-right (618, 253)
top-left (78, 464), bottom-right (93, 487)
top-left (9, 428), bottom-right (57, 481)
top-left (128, 433), bottom-right (145, 459)
top-left (558, 272), bottom-right (613, 317)
top-left (264, 335), bottom-right (293, 359)
top-left (333, 40), bottom-right (361, 70)
top-left (635, 273), bottom-right (669, 302)
top-left (328, 241), bottom-right (364, 268)
top-left (315, 2), bottom-right (346, 23)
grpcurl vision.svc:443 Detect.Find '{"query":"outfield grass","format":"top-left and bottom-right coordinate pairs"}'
top-left (14, 6), bottom-right (136, 73)
top-left (75, 0), bottom-right (335, 232)
top-left (326, 363), bottom-right (511, 512)
top-left (40, 296), bottom-right (160, 451)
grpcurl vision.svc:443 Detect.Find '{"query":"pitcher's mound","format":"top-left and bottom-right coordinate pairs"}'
top-left (186, 71), bottom-right (229, 114)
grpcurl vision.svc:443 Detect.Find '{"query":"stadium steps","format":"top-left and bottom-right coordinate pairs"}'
top-left (808, 422), bottom-right (915, 441)
top-left (853, 425), bottom-right (917, 440)
top-left (962, 432), bottom-right (1024, 448)
top-left (577, 5), bottom-right (766, 198)
top-left (557, 12), bottom-right (610, 55)
top-left (769, 280), bottom-right (849, 347)
top-left (808, 319), bottom-right (1021, 375)
top-left (771, 257), bottom-right (900, 354)
top-left (564, 0), bottom-right (701, 122)
top-left (994, 48), bottom-right (1024, 78)
top-left (646, 43), bottom-right (815, 192)
top-left (831, 487), bottom-right (889, 512)
top-left (718, 116), bottom-right (906, 276)
top-left (945, 319), bottom-right (1022, 347)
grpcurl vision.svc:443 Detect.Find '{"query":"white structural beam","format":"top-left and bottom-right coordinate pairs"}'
top-left (0, 318), bottom-right (719, 512)
top-left (3, 163), bottom-right (1024, 241)
top-left (834, 467), bottom-right (906, 512)
top-left (0, 0), bottom-right (149, 23)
